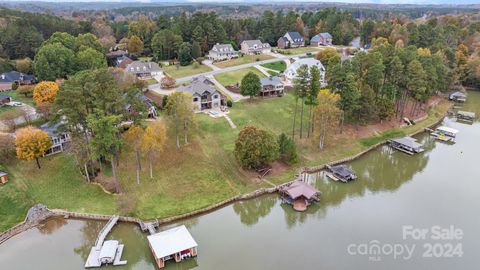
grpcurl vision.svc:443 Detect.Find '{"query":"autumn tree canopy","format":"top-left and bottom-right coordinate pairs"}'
top-left (33, 81), bottom-right (59, 106)
top-left (15, 126), bottom-right (52, 169)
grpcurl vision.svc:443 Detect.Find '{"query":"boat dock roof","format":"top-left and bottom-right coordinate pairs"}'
top-left (147, 225), bottom-right (198, 259)
top-left (328, 165), bottom-right (355, 178)
top-left (436, 126), bottom-right (459, 135)
top-left (390, 137), bottom-right (423, 149)
top-left (457, 111), bottom-right (476, 118)
top-left (281, 180), bottom-right (319, 200)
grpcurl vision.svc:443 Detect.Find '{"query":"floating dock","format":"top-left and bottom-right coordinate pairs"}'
top-left (457, 111), bottom-right (476, 122)
top-left (85, 216), bottom-right (127, 268)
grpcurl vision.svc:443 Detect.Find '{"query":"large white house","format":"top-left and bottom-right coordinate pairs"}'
top-left (284, 58), bottom-right (326, 86)
top-left (208, 43), bottom-right (239, 62)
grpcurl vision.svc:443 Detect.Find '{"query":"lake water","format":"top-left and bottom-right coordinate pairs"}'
top-left (1, 92), bottom-right (479, 270)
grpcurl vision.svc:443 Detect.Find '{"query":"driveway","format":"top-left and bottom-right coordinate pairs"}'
top-left (206, 75), bottom-right (247, 102)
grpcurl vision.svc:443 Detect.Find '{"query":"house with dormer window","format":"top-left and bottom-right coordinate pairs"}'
top-left (277, 32), bottom-right (305, 49)
top-left (240, 40), bottom-right (271, 55)
top-left (208, 43), bottom-right (239, 62)
top-left (125, 61), bottom-right (163, 78)
top-left (177, 76), bottom-right (224, 111)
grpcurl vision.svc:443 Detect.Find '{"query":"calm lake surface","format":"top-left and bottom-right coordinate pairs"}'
top-left (1, 92), bottom-right (479, 270)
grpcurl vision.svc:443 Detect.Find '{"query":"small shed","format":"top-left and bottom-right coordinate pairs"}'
top-left (280, 180), bottom-right (320, 211)
top-left (147, 225), bottom-right (198, 269)
top-left (0, 171), bottom-right (8, 184)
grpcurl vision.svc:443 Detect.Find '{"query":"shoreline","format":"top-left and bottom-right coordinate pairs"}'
top-left (0, 101), bottom-right (452, 245)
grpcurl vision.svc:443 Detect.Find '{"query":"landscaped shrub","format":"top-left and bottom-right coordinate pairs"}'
top-left (226, 100), bottom-right (233, 107)
top-left (11, 82), bottom-right (18, 90)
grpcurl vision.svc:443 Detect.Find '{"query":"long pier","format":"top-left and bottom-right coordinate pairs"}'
top-left (85, 215), bottom-right (127, 268)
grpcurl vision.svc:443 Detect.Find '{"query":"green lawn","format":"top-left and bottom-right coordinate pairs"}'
top-left (0, 94), bottom-right (451, 231)
top-left (274, 47), bottom-right (323, 55)
top-left (213, 54), bottom-right (274, 69)
top-left (163, 64), bottom-right (212, 79)
top-left (261, 61), bottom-right (286, 72)
top-left (214, 67), bottom-right (266, 86)
top-left (2, 90), bottom-right (35, 107)
top-left (0, 155), bottom-right (117, 231)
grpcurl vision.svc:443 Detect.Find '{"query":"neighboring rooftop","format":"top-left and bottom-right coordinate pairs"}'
top-left (178, 79), bottom-right (218, 96)
top-left (0, 71), bottom-right (35, 83)
top-left (287, 31), bottom-right (303, 41)
top-left (260, 76), bottom-right (282, 86)
top-left (126, 61), bottom-right (162, 74)
top-left (390, 137), bottom-right (424, 149)
top-left (147, 225), bottom-right (198, 259)
top-left (39, 122), bottom-right (63, 137)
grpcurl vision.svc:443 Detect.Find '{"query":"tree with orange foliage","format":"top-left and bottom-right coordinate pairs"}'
top-left (15, 126), bottom-right (52, 169)
top-left (33, 81), bottom-right (59, 106)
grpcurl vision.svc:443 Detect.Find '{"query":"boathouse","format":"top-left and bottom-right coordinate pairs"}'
top-left (434, 126), bottom-right (459, 138)
top-left (326, 165), bottom-right (357, 183)
top-left (449, 91), bottom-right (467, 102)
top-left (147, 225), bottom-right (198, 269)
top-left (280, 180), bottom-right (320, 212)
top-left (457, 111), bottom-right (475, 122)
top-left (388, 137), bottom-right (424, 155)
top-left (0, 171), bottom-right (8, 184)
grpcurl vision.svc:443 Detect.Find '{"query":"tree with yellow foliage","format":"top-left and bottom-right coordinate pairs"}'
top-left (124, 125), bottom-right (145, 185)
top-left (33, 81), bottom-right (59, 106)
top-left (141, 120), bottom-right (167, 179)
top-left (15, 126), bottom-right (52, 169)
top-left (313, 89), bottom-right (342, 150)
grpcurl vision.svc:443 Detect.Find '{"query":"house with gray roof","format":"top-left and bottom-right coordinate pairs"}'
top-left (240, 40), bottom-right (271, 55)
top-left (208, 43), bottom-right (239, 62)
top-left (40, 122), bottom-right (71, 156)
top-left (284, 58), bottom-right (326, 85)
top-left (125, 61), bottom-right (163, 78)
top-left (260, 76), bottom-right (284, 97)
top-left (177, 77), bottom-right (223, 111)
top-left (311, 32), bottom-right (333, 46)
top-left (277, 32), bottom-right (305, 49)
top-left (0, 71), bottom-right (36, 91)
top-left (0, 94), bottom-right (12, 106)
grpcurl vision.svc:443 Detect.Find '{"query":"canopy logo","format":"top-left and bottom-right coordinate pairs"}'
top-left (347, 240), bottom-right (415, 261)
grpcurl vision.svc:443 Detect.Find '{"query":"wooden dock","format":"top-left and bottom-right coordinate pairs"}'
top-left (85, 215), bottom-right (127, 268)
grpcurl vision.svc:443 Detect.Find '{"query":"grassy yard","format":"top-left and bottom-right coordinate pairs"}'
top-left (274, 47), bottom-right (322, 55)
top-left (163, 63), bottom-right (212, 79)
top-left (2, 90), bottom-right (35, 107)
top-left (213, 54), bottom-right (274, 69)
top-left (214, 67), bottom-right (265, 86)
top-left (0, 93), bottom-right (451, 231)
top-left (261, 61), bottom-right (287, 72)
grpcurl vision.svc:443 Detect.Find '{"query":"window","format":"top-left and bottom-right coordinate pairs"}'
top-left (213, 95), bottom-right (218, 99)
top-left (193, 98), bottom-right (198, 102)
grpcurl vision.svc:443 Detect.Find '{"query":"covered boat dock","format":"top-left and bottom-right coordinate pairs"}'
top-left (430, 126), bottom-right (459, 142)
top-left (279, 180), bottom-right (320, 211)
top-left (449, 91), bottom-right (467, 102)
top-left (388, 137), bottom-right (425, 155)
top-left (325, 165), bottom-right (357, 183)
top-left (457, 111), bottom-right (476, 122)
top-left (147, 225), bottom-right (198, 269)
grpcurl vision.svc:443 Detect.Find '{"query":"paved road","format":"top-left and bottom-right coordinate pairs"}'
top-left (169, 52), bottom-right (312, 84)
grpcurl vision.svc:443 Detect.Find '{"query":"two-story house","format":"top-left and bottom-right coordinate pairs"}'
top-left (240, 40), bottom-right (271, 55)
top-left (277, 32), bottom-right (305, 49)
top-left (0, 71), bottom-right (36, 91)
top-left (284, 58), bottom-right (326, 86)
top-left (40, 123), bottom-right (71, 156)
top-left (125, 61), bottom-right (163, 78)
top-left (208, 44), bottom-right (239, 62)
top-left (259, 76), bottom-right (284, 97)
top-left (177, 76), bottom-right (223, 111)
top-left (310, 32), bottom-right (333, 46)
